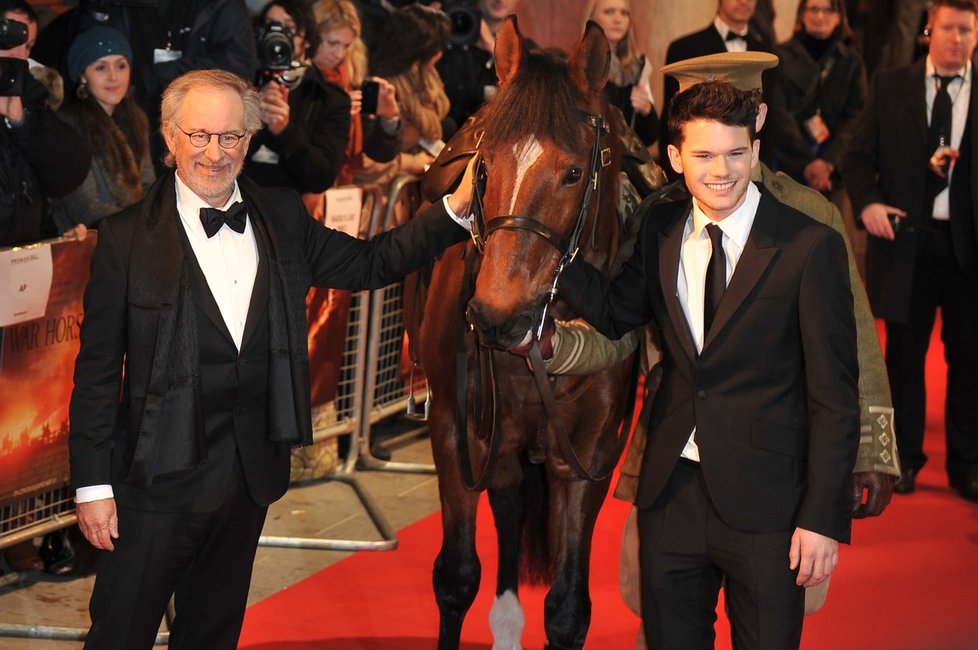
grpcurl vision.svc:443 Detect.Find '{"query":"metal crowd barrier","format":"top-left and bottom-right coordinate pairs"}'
top-left (258, 183), bottom-right (398, 552)
top-left (355, 175), bottom-right (435, 475)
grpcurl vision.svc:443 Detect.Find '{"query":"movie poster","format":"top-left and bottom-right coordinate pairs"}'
top-left (0, 237), bottom-right (96, 507)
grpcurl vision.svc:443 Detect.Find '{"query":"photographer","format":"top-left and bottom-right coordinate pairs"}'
top-left (437, 0), bottom-right (529, 128)
top-left (244, 0), bottom-right (352, 194)
top-left (310, 0), bottom-right (401, 190)
top-left (0, 0), bottom-right (91, 247)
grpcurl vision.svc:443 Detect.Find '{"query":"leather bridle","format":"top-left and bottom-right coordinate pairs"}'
top-left (468, 111), bottom-right (612, 340)
top-left (454, 110), bottom-right (635, 491)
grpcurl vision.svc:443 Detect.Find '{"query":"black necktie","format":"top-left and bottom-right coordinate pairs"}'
top-left (199, 201), bottom-right (247, 238)
top-left (929, 74), bottom-right (959, 197)
top-left (725, 31), bottom-right (747, 43)
top-left (704, 223), bottom-right (726, 333)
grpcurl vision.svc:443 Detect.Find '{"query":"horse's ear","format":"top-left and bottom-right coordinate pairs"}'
top-left (571, 20), bottom-right (610, 98)
top-left (494, 15), bottom-right (523, 89)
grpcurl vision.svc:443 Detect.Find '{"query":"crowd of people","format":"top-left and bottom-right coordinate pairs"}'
top-left (0, 0), bottom-right (974, 648)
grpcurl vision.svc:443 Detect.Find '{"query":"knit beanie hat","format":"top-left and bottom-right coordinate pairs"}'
top-left (67, 26), bottom-right (133, 84)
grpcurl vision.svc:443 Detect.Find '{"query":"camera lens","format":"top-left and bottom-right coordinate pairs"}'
top-left (445, 5), bottom-right (480, 46)
top-left (262, 33), bottom-right (292, 68)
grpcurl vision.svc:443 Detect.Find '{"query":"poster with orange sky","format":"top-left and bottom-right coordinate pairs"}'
top-left (0, 236), bottom-right (95, 507)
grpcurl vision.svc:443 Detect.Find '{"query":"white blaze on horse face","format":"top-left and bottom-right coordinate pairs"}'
top-left (509, 136), bottom-right (545, 215)
top-left (489, 589), bottom-right (525, 650)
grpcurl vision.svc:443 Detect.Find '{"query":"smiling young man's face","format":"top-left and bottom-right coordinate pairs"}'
top-left (667, 118), bottom-right (759, 222)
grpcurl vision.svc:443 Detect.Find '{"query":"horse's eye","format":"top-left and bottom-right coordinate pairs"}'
top-left (562, 166), bottom-right (584, 185)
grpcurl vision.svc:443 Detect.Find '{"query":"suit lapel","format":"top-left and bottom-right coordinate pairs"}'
top-left (240, 211), bottom-right (270, 351)
top-left (657, 202), bottom-right (698, 367)
top-left (703, 193), bottom-right (779, 349)
top-left (179, 230), bottom-right (236, 348)
top-left (909, 62), bottom-right (929, 160)
top-left (706, 24), bottom-right (726, 52)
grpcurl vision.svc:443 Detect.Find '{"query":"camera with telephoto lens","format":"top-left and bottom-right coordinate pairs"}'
top-left (255, 20), bottom-right (297, 85)
top-left (442, 0), bottom-right (481, 46)
top-left (0, 17), bottom-right (28, 97)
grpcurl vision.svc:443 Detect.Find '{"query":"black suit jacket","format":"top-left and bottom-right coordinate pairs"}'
top-left (843, 60), bottom-right (978, 322)
top-left (561, 189), bottom-right (859, 542)
top-left (69, 171), bottom-right (467, 512)
top-left (772, 36), bottom-right (868, 176)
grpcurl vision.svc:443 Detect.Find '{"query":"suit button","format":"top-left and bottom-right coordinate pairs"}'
top-left (697, 390), bottom-right (707, 399)
top-left (234, 406), bottom-right (245, 415)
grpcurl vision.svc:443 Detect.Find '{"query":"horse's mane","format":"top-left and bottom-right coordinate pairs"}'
top-left (479, 46), bottom-right (591, 153)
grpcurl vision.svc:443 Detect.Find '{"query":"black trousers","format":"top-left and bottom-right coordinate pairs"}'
top-left (885, 220), bottom-right (978, 480)
top-left (637, 460), bottom-right (805, 650)
top-left (83, 463), bottom-right (267, 650)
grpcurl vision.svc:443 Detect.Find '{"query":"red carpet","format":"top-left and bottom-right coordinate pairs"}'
top-left (240, 321), bottom-right (978, 649)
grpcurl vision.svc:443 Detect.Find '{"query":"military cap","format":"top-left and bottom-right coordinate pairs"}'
top-left (661, 51), bottom-right (779, 92)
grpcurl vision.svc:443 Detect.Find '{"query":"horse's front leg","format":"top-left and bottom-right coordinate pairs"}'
top-left (431, 412), bottom-right (483, 650)
top-left (543, 474), bottom-right (610, 650)
top-left (487, 452), bottom-right (527, 650)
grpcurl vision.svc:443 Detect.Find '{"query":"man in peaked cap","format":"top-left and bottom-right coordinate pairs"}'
top-left (535, 51), bottom-right (898, 646)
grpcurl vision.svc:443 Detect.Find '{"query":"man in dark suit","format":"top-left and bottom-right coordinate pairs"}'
top-left (560, 80), bottom-right (859, 648)
top-left (843, 0), bottom-right (978, 502)
top-left (660, 0), bottom-right (775, 164)
top-left (68, 69), bottom-right (473, 650)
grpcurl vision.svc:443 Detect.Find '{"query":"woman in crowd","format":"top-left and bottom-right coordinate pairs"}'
top-left (584, 0), bottom-right (659, 147)
top-left (363, 3), bottom-right (452, 184)
top-left (310, 0), bottom-right (401, 189)
top-left (773, 0), bottom-right (867, 193)
top-left (245, 0), bottom-right (352, 194)
top-left (56, 26), bottom-right (153, 229)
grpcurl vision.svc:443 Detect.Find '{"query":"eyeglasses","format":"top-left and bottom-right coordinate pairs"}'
top-left (176, 126), bottom-right (245, 149)
top-left (804, 6), bottom-right (838, 15)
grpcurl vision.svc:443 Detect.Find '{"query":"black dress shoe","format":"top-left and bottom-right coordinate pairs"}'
top-left (895, 467), bottom-right (917, 494)
top-left (950, 473), bottom-right (978, 502)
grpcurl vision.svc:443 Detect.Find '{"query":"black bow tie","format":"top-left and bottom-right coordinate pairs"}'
top-left (199, 201), bottom-right (247, 238)
top-left (726, 31), bottom-right (747, 42)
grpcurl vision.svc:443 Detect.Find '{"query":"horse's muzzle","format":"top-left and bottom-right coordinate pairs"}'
top-left (465, 302), bottom-right (535, 351)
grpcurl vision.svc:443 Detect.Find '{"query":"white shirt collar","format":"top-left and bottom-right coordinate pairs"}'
top-left (174, 173), bottom-right (246, 240)
top-left (925, 56), bottom-right (971, 82)
top-left (715, 15), bottom-right (748, 39)
top-left (689, 181), bottom-right (760, 248)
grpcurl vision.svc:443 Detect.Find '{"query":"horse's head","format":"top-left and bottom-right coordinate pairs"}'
top-left (464, 17), bottom-right (622, 351)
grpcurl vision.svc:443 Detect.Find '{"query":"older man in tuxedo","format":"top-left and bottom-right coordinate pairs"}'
top-left (68, 68), bottom-right (473, 650)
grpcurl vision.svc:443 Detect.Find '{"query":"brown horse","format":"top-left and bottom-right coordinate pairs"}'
top-left (415, 17), bottom-right (635, 650)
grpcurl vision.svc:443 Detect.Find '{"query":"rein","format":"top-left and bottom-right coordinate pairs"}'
top-left (453, 109), bottom-right (634, 490)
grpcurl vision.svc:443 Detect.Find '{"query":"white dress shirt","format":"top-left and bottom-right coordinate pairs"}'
top-left (174, 175), bottom-right (258, 350)
top-left (715, 16), bottom-right (749, 53)
top-left (926, 57), bottom-right (972, 221)
top-left (676, 182), bottom-right (760, 461)
top-left (76, 176), bottom-right (258, 504)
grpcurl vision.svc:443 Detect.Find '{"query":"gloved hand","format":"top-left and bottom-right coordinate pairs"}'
top-left (850, 471), bottom-right (895, 518)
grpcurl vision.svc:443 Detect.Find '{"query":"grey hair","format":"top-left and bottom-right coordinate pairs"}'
top-left (159, 69), bottom-right (262, 167)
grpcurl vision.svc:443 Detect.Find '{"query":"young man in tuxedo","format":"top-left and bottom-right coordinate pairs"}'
top-left (559, 80), bottom-right (859, 648)
top-left (843, 0), bottom-right (978, 502)
top-left (68, 68), bottom-right (474, 650)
